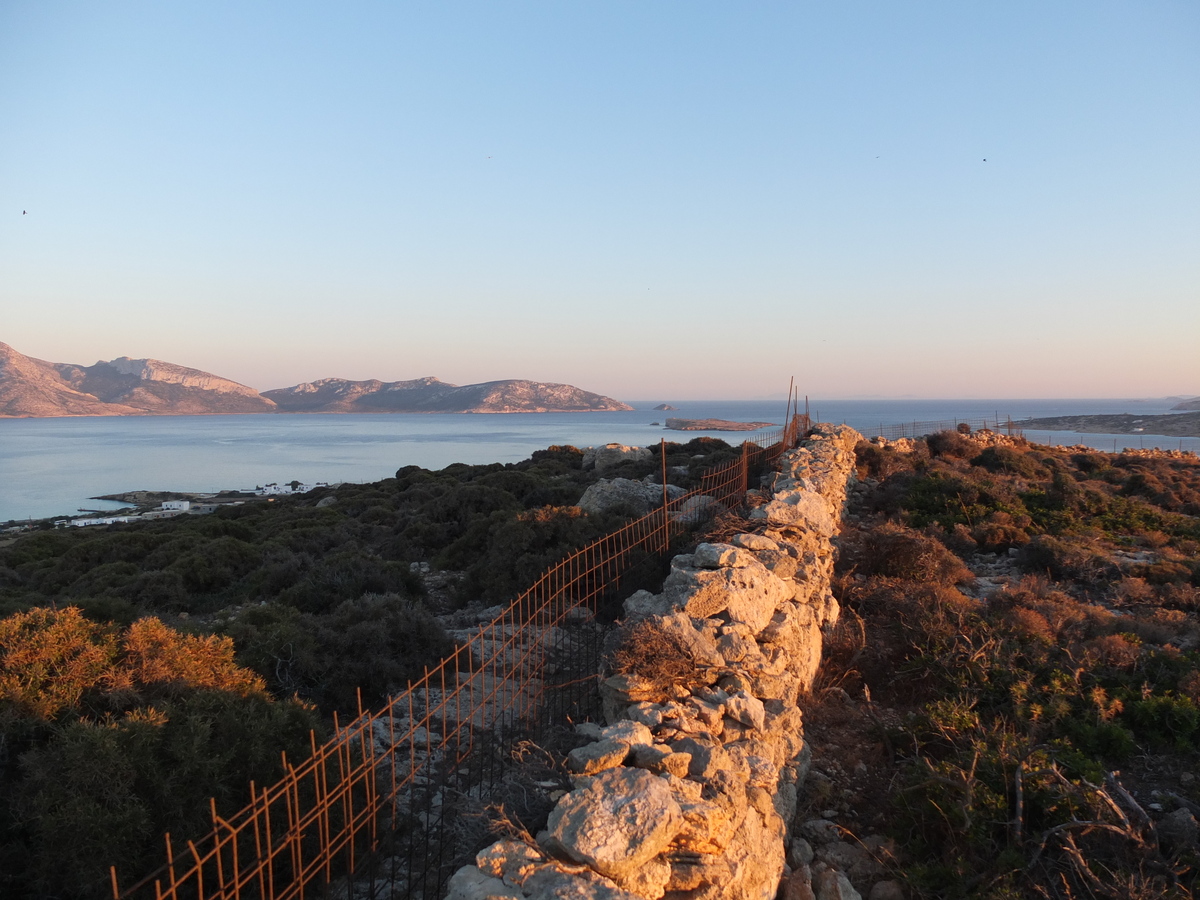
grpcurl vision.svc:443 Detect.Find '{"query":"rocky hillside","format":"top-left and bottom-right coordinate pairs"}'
top-left (0, 341), bottom-right (631, 416)
top-left (263, 376), bottom-right (632, 413)
top-left (0, 342), bottom-right (275, 417)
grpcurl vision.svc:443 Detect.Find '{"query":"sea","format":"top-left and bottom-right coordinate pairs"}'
top-left (2, 398), bottom-right (1196, 524)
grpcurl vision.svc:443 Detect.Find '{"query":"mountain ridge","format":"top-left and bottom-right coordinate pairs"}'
top-left (0, 342), bottom-right (631, 417)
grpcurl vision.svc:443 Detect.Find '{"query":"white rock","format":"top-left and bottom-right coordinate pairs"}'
top-left (444, 866), bottom-right (523, 900)
top-left (599, 720), bottom-right (653, 747)
top-left (694, 542), bottom-right (757, 569)
top-left (546, 768), bottom-right (684, 880)
top-left (582, 443), bottom-right (653, 472)
top-left (622, 590), bottom-right (669, 621)
top-left (731, 533), bottom-right (779, 551)
top-left (724, 691), bottom-right (766, 731)
top-left (814, 868), bottom-right (863, 900)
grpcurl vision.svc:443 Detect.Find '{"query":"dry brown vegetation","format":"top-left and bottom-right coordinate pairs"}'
top-left (803, 434), bottom-right (1200, 899)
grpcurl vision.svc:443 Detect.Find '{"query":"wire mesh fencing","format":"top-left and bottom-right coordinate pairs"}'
top-left (111, 414), bottom-right (809, 900)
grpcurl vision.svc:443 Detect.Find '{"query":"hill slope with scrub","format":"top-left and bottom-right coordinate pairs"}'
top-left (0, 436), bottom-right (740, 899)
top-left (801, 431), bottom-right (1200, 898)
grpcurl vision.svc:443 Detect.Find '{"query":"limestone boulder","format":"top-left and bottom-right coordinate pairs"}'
top-left (567, 739), bottom-right (630, 775)
top-left (731, 533), bottom-right (778, 552)
top-left (663, 559), bottom-right (792, 633)
top-left (651, 611), bottom-right (726, 668)
top-left (582, 444), bottom-right (653, 472)
top-left (673, 494), bottom-right (719, 525)
top-left (750, 491), bottom-right (837, 536)
top-left (622, 590), bottom-right (669, 622)
top-left (693, 542), bottom-right (757, 569)
top-left (721, 801), bottom-right (787, 900)
top-left (724, 691), bottom-right (766, 731)
top-left (546, 768), bottom-right (684, 880)
top-left (578, 479), bottom-right (662, 516)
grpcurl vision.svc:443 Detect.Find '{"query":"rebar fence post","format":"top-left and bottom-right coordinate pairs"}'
top-left (661, 438), bottom-right (669, 554)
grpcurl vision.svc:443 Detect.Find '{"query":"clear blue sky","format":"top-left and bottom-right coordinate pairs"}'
top-left (2, 2), bottom-right (1197, 400)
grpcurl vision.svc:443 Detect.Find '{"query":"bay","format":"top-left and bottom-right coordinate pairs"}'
top-left (2, 398), bottom-right (1196, 523)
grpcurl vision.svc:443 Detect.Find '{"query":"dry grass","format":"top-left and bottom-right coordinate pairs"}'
top-left (609, 619), bottom-right (703, 701)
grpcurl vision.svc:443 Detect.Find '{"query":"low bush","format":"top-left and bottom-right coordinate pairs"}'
top-left (925, 430), bottom-right (978, 459)
top-left (841, 522), bottom-right (974, 585)
top-left (0, 607), bottom-right (319, 900)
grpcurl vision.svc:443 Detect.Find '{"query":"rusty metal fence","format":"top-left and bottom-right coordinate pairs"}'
top-left (111, 415), bottom-right (808, 900)
top-left (868, 415), bottom-right (1021, 441)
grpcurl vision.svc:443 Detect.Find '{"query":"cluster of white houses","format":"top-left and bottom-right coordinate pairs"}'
top-left (59, 482), bottom-right (331, 528)
top-left (62, 499), bottom-right (220, 528)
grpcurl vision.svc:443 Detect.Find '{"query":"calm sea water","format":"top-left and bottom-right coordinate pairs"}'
top-left (1, 399), bottom-right (1196, 523)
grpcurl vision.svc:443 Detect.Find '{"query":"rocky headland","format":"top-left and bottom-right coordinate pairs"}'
top-left (0, 341), bottom-right (630, 417)
top-left (1019, 410), bottom-right (1200, 437)
top-left (263, 376), bottom-right (631, 414)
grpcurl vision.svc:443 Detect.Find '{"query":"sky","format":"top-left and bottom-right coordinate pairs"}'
top-left (1, 2), bottom-right (1197, 401)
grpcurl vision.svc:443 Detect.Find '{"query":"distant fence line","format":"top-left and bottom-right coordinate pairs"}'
top-left (111, 414), bottom-right (810, 900)
top-left (867, 415), bottom-right (1022, 442)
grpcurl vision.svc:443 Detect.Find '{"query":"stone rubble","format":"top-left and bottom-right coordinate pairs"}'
top-left (446, 425), bottom-right (880, 900)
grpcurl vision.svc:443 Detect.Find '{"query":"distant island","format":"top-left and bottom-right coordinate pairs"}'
top-left (0, 341), bottom-right (631, 417)
top-left (1172, 398), bottom-right (1200, 411)
top-left (665, 417), bottom-right (775, 432)
top-left (653, 403), bottom-right (678, 410)
top-left (1019, 411), bottom-right (1200, 438)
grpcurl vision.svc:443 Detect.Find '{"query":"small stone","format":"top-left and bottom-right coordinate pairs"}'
top-left (801, 818), bottom-right (841, 844)
top-left (623, 589), bottom-right (669, 621)
top-left (724, 691), bottom-right (766, 730)
top-left (1158, 808), bottom-right (1199, 852)
top-left (575, 722), bottom-right (604, 741)
top-left (444, 866), bottom-right (523, 900)
top-left (566, 739), bottom-right (629, 775)
top-left (601, 720), bottom-right (654, 746)
top-left (781, 867), bottom-right (817, 900)
top-left (626, 702), bottom-right (666, 729)
top-left (813, 867), bottom-right (863, 900)
top-left (868, 881), bottom-right (905, 900)
top-left (732, 533), bottom-right (779, 551)
top-left (747, 784), bottom-right (776, 816)
top-left (788, 837), bottom-right (815, 868)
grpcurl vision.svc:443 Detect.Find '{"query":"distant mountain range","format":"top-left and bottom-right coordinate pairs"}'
top-left (0, 342), bottom-right (632, 417)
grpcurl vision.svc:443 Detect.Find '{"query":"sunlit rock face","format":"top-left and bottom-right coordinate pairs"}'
top-left (264, 376), bottom-right (633, 413)
top-left (0, 341), bottom-right (275, 416)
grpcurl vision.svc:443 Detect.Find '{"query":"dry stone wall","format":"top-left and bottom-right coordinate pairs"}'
top-left (445, 425), bottom-right (862, 900)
